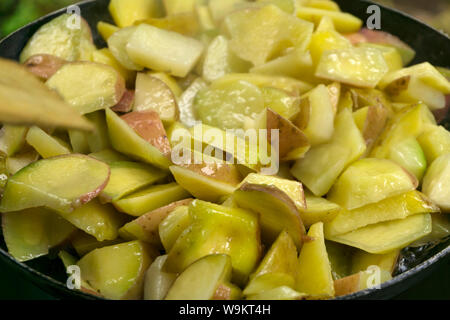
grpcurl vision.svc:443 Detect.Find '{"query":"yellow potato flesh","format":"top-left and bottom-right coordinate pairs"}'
top-left (26, 126), bottom-right (71, 158)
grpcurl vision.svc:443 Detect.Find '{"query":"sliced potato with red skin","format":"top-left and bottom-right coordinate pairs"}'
top-left (134, 73), bottom-right (179, 124)
top-left (46, 62), bottom-right (126, 115)
top-left (2, 207), bottom-right (77, 262)
top-left (24, 54), bottom-right (67, 80)
top-left (119, 199), bottom-right (193, 247)
top-left (334, 269), bottom-right (393, 297)
top-left (121, 111), bottom-right (171, 157)
top-left (112, 90), bottom-right (135, 113)
top-left (328, 158), bottom-right (418, 210)
top-left (0, 59), bottom-right (93, 131)
top-left (0, 154), bottom-right (110, 214)
top-left (105, 108), bottom-right (172, 170)
top-left (233, 183), bottom-right (306, 248)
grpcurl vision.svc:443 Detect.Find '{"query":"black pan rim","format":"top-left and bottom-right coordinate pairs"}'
top-left (0, 0), bottom-right (449, 300)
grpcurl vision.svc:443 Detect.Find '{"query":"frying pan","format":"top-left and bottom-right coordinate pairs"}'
top-left (0, 0), bottom-right (449, 300)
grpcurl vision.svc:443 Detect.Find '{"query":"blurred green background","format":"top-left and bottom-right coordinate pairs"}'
top-left (0, 0), bottom-right (449, 300)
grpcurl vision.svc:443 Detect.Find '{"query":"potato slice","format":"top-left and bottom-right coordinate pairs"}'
top-left (296, 222), bottom-right (335, 299)
top-left (309, 29), bottom-right (352, 65)
top-left (354, 104), bottom-right (389, 150)
top-left (159, 206), bottom-right (192, 252)
top-left (301, 194), bottom-right (342, 228)
top-left (209, 0), bottom-right (247, 23)
top-left (5, 150), bottom-right (39, 176)
top-left (108, 27), bottom-right (144, 71)
top-left (133, 74), bottom-right (179, 124)
top-left (213, 282), bottom-right (243, 300)
top-left (58, 199), bottom-right (127, 242)
top-left (295, 84), bottom-right (335, 146)
top-left (244, 231), bottom-right (299, 296)
top-left (109, 0), bottom-right (163, 27)
top-left (296, 7), bottom-right (362, 33)
top-left (202, 35), bottom-right (251, 82)
top-left (121, 111), bottom-right (171, 156)
top-left (316, 47), bottom-right (389, 88)
top-left (324, 191), bottom-right (439, 238)
top-left (77, 241), bottom-right (153, 300)
top-left (26, 126), bottom-right (71, 158)
top-left (46, 62), bottom-right (126, 115)
top-left (71, 232), bottom-right (124, 257)
top-left (357, 43), bottom-right (403, 73)
top-left (165, 254), bottom-right (233, 300)
top-left (0, 59), bottom-right (93, 131)
top-left (165, 200), bottom-right (261, 284)
top-left (89, 149), bottom-right (129, 164)
top-left (422, 154), bottom-right (450, 213)
top-left (68, 130), bottom-right (90, 154)
top-left (91, 49), bottom-right (136, 87)
top-left (328, 213), bottom-right (432, 254)
top-left (24, 54), bottom-right (67, 80)
top-left (328, 159), bottom-right (419, 210)
top-left (105, 108), bottom-right (172, 170)
top-left (233, 183), bottom-right (306, 248)
top-left (170, 165), bottom-right (238, 203)
top-left (417, 125), bottom-right (450, 164)
top-left (384, 75), bottom-right (446, 110)
top-left (334, 269), bottom-right (393, 297)
top-left (86, 111), bottom-right (111, 153)
top-left (379, 62), bottom-right (450, 94)
top-left (326, 241), bottom-right (353, 280)
top-left (2, 208), bottom-right (77, 262)
top-left (411, 213), bottom-right (450, 246)
top-left (0, 155), bottom-right (110, 214)
top-left (224, 5), bottom-right (314, 66)
top-left (126, 24), bottom-right (204, 77)
top-left (351, 250), bottom-right (400, 275)
top-left (0, 125), bottom-right (28, 157)
top-left (135, 13), bottom-right (200, 37)
top-left (113, 183), bottom-right (190, 217)
top-left (163, 0), bottom-right (198, 15)
top-left (247, 286), bottom-right (307, 300)
top-left (388, 138), bottom-right (427, 181)
top-left (118, 199), bottom-right (193, 246)
top-left (97, 21), bottom-right (119, 41)
top-left (144, 255), bottom-right (177, 300)
top-left (178, 78), bottom-right (208, 127)
top-left (19, 14), bottom-right (95, 63)
top-left (100, 161), bottom-right (166, 203)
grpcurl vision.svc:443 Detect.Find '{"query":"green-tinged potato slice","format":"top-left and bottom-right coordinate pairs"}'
top-left (108, 27), bottom-right (144, 71)
top-left (105, 108), bottom-right (171, 170)
top-left (113, 183), bottom-right (191, 217)
top-left (165, 254), bottom-right (233, 300)
top-left (26, 126), bottom-right (71, 158)
top-left (417, 125), bottom-right (450, 164)
top-left (410, 213), bottom-right (450, 247)
top-left (165, 200), bottom-right (261, 285)
top-left (58, 199), bottom-right (128, 242)
top-left (119, 199), bottom-right (193, 246)
top-left (0, 59), bottom-right (93, 131)
top-left (126, 24), bottom-right (204, 77)
top-left (244, 231), bottom-right (298, 296)
top-left (2, 208), bottom-right (77, 262)
top-left (328, 214), bottom-right (432, 254)
top-left (170, 166), bottom-right (237, 202)
top-left (159, 206), bottom-right (191, 252)
top-left (77, 241), bottom-right (153, 300)
top-left (0, 125), bottom-right (28, 157)
top-left (71, 232), bottom-right (124, 257)
top-left (5, 150), bottom-right (39, 176)
top-left (144, 255), bottom-right (177, 300)
top-left (324, 191), bottom-right (439, 238)
top-left (224, 5), bottom-right (314, 66)
top-left (316, 47), bottom-right (389, 88)
top-left (100, 161), bottom-right (166, 203)
top-left (301, 195), bottom-right (342, 228)
top-left (388, 138), bottom-right (427, 182)
top-left (233, 183), bottom-right (306, 248)
top-left (0, 155), bottom-right (110, 214)
top-left (68, 130), bottom-right (90, 154)
top-left (246, 286), bottom-right (307, 300)
top-left (422, 154), bottom-right (450, 213)
top-left (85, 111), bottom-right (111, 153)
top-left (328, 158), bottom-right (419, 210)
top-left (178, 78), bottom-right (208, 127)
top-left (46, 62), bottom-right (126, 115)
top-left (89, 149), bottom-right (130, 164)
top-left (19, 14), bottom-right (95, 63)
top-left (296, 222), bottom-right (335, 299)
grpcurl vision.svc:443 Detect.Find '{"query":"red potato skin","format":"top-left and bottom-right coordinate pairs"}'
top-left (345, 28), bottom-right (413, 50)
top-left (112, 90), bottom-right (135, 113)
top-left (24, 54), bottom-right (67, 80)
top-left (433, 95), bottom-right (450, 125)
top-left (121, 111), bottom-right (172, 157)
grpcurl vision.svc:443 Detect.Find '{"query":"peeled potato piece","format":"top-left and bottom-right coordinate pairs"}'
top-left (0, 155), bottom-right (110, 214)
top-left (144, 255), bottom-right (177, 300)
top-left (422, 154), bottom-right (450, 213)
top-left (109, 0), bottom-right (163, 28)
top-left (26, 126), bottom-right (71, 158)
